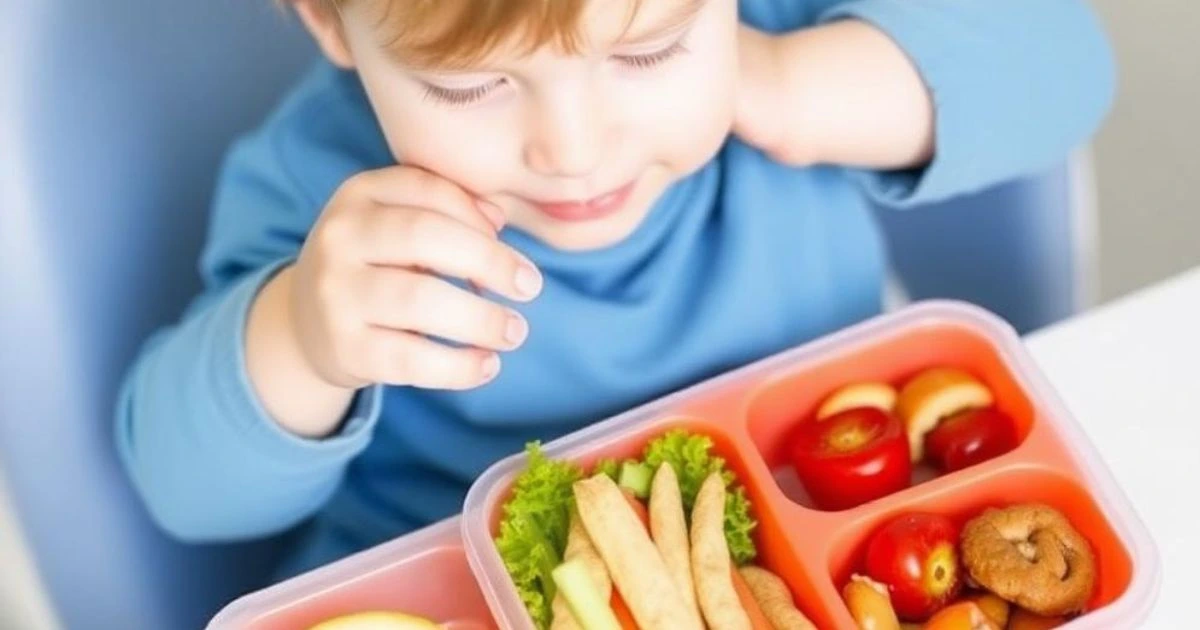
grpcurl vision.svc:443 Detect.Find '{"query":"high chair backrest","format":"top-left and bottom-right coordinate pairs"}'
top-left (1, 1), bottom-right (317, 628)
top-left (874, 151), bottom-right (1099, 332)
top-left (0, 1), bottom-right (1096, 628)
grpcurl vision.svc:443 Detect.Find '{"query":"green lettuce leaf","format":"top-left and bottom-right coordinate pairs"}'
top-left (497, 430), bottom-right (761, 628)
top-left (593, 458), bottom-right (620, 482)
top-left (495, 443), bottom-right (583, 629)
top-left (642, 429), bottom-right (758, 564)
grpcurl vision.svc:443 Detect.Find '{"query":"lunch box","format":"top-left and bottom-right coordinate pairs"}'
top-left (209, 301), bottom-right (1161, 629)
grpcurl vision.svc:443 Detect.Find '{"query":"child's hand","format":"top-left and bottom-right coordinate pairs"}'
top-left (289, 166), bottom-right (543, 391)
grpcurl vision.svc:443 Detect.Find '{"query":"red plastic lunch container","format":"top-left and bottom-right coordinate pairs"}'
top-left (209, 301), bottom-right (1161, 629)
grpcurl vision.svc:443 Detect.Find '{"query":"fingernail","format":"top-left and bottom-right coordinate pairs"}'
top-left (480, 354), bottom-right (500, 382)
top-left (477, 199), bottom-right (506, 231)
top-left (514, 263), bottom-right (542, 298)
top-left (504, 312), bottom-right (528, 347)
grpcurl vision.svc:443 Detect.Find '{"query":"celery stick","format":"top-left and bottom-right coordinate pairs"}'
top-left (551, 560), bottom-right (621, 630)
top-left (618, 461), bottom-right (652, 499)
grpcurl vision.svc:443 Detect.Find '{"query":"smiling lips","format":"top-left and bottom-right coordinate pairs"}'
top-left (527, 180), bottom-right (637, 222)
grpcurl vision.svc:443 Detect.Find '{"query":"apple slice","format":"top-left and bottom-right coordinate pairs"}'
top-left (816, 382), bottom-right (898, 419)
top-left (895, 368), bottom-right (993, 462)
top-left (308, 611), bottom-right (440, 630)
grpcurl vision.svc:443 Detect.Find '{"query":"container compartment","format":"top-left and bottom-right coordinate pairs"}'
top-left (821, 465), bottom-right (1133, 628)
top-left (463, 413), bottom-right (828, 630)
top-left (208, 517), bottom-right (495, 630)
top-left (745, 315), bottom-right (1037, 511)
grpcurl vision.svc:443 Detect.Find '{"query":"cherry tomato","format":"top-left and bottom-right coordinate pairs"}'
top-left (864, 512), bottom-right (963, 621)
top-left (788, 407), bottom-right (910, 511)
top-left (924, 408), bottom-right (1018, 472)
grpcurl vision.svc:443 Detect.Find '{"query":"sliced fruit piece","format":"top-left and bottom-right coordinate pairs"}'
top-left (843, 573), bottom-right (901, 630)
top-left (895, 367), bottom-right (993, 462)
top-left (817, 382), bottom-right (898, 419)
top-left (962, 592), bottom-right (1010, 628)
top-left (307, 611), bottom-right (439, 629)
top-left (923, 601), bottom-right (999, 630)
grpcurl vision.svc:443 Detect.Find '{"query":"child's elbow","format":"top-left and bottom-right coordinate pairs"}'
top-left (117, 441), bottom-right (215, 544)
top-left (114, 385), bottom-right (226, 544)
top-left (142, 493), bottom-right (226, 544)
top-left (128, 462), bottom-right (282, 544)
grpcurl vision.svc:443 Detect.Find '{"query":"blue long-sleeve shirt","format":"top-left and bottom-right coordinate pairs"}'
top-left (115, 0), bottom-right (1115, 580)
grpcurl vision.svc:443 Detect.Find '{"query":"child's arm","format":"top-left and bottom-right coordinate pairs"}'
top-left (113, 118), bottom-right (383, 541)
top-left (736, 0), bottom-right (1116, 207)
top-left (116, 69), bottom-right (536, 543)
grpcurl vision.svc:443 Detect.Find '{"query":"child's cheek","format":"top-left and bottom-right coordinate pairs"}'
top-left (644, 22), bottom-right (738, 170)
top-left (371, 90), bottom-right (522, 194)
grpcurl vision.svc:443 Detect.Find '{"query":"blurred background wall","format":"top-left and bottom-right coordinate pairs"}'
top-left (1091, 0), bottom-right (1200, 301)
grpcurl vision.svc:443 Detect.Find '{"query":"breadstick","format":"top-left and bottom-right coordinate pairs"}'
top-left (574, 474), bottom-right (702, 630)
top-left (739, 566), bottom-right (817, 630)
top-left (649, 462), bottom-right (703, 626)
top-left (692, 473), bottom-right (751, 630)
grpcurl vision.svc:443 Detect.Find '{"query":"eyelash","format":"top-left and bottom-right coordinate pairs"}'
top-left (421, 41), bottom-right (689, 107)
top-left (614, 41), bottom-right (689, 70)
top-left (422, 79), bottom-right (506, 107)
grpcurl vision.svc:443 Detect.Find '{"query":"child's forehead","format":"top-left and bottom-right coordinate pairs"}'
top-left (359, 0), bottom-right (706, 71)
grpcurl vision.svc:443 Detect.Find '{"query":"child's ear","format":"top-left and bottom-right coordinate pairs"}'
top-left (292, 0), bottom-right (355, 69)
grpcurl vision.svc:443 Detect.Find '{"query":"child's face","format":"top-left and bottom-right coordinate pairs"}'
top-left (302, 0), bottom-right (739, 250)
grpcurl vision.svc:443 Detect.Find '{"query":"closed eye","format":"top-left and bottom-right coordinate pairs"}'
top-left (422, 77), bottom-right (507, 107)
top-left (613, 41), bottom-right (689, 70)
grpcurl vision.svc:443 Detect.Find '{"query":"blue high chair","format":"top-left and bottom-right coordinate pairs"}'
top-left (0, 1), bottom-right (1098, 628)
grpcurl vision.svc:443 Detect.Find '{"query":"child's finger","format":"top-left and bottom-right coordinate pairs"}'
top-left (348, 165), bottom-right (503, 235)
top-left (362, 327), bottom-right (499, 390)
top-left (362, 207), bottom-right (542, 302)
top-left (361, 267), bottom-right (527, 352)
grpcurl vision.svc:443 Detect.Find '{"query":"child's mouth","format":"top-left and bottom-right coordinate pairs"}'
top-left (527, 180), bottom-right (636, 222)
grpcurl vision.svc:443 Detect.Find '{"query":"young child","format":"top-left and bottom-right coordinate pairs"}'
top-left (115, 0), bottom-right (1114, 581)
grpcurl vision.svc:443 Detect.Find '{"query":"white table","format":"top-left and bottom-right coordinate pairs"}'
top-left (1026, 266), bottom-right (1200, 629)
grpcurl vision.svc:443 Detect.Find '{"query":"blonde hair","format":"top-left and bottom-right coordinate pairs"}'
top-left (306, 0), bottom-right (642, 69)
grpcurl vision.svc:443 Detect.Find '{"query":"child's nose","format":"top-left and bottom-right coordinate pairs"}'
top-left (523, 95), bottom-right (607, 179)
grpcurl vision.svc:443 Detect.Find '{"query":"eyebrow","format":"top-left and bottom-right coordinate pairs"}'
top-left (618, 0), bottom-right (708, 46)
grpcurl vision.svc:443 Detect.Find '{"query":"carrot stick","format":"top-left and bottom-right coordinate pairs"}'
top-left (610, 590), bottom-right (639, 630)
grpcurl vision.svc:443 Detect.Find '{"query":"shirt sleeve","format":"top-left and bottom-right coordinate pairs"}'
top-left (815, 0), bottom-right (1117, 208)
top-left (114, 64), bottom-right (386, 543)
